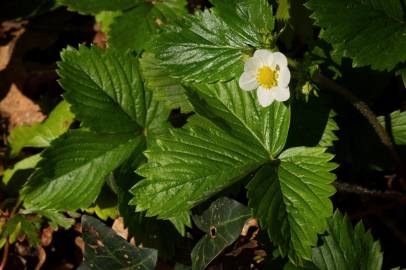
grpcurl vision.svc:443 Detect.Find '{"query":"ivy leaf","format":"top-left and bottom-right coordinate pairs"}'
top-left (140, 52), bottom-right (192, 112)
top-left (247, 147), bottom-right (337, 263)
top-left (150, 0), bottom-right (275, 83)
top-left (109, 0), bottom-right (188, 52)
top-left (58, 46), bottom-right (146, 133)
top-left (312, 211), bottom-right (383, 270)
top-left (306, 0), bottom-right (406, 71)
top-left (131, 116), bottom-right (268, 219)
top-left (22, 130), bottom-right (142, 211)
top-left (8, 101), bottom-right (74, 157)
top-left (79, 215), bottom-right (157, 270)
top-left (378, 110), bottom-right (406, 145)
top-left (57, 0), bottom-right (142, 14)
top-left (190, 79), bottom-right (290, 157)
top-left (191, 197), bottom-right (250, 270)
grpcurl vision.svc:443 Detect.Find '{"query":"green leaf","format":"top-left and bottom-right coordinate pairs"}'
top-left (115, 152), bottom-right (187, 260)
top-left (168, 211), bottom-right (191, 236)
top-left (34, 209), bottom-right (75, 229)
top-left (22, 130), bottom-right (142, 211)
top-left (3, 153), bottom-right (41, 186)
top-left (312, 211), bottom-right (383, 270)
top-left (109, 0), bottom-right (188, 52)
top-left (57, 0), bottom-right (141, 14)
top-left (191, 197), bottom-right (250, 270)
top-left (276, 0), bottom-right (290, 21)
top-left (8, 101), bottom-right (74, 157)
top-left (58, 46), bottom-right (146, 133)
top-left (0, 215), bottom-right (41, 247)
top-left (140, 52), bottom-right (192, 112)
top-left (306, 0), bottom-right (406, 71)
top-left (95, 11), bottom-right (123, 33)
top-left (131, 116), bottom-right (268, 219)
top-left (79, 215), bottom-right (157, 270)
top-left (247, 147), bottom-right (337, 263)
top-left (151, 0), bottom-right (275, 83)
top-left (85, 185), bottom-right (118, 221)
top-left (190, 79), bottom-right (291, 157)
top-left (318, 110), bottom-right (338, 147)
top-left (131, 76), bottom-right (291, 219)
top-left (378, 110), bottom-right (406, 145)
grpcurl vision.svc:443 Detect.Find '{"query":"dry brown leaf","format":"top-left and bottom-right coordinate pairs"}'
top-left (41, 226), bottom-right (53, 247)
top-left (35, 246), bottom-right (46, 270)
top-left (0, 21), bottom-right (26, 72)
top-left (74, 236), bottom-right (85, 254)
top-left (0, 84), bottom-right (45, 131)
top-left (112, 217), bottom-right (128, 240)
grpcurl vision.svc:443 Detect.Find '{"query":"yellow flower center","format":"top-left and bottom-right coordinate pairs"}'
top-left (256, 66), bottom-right (278, 89)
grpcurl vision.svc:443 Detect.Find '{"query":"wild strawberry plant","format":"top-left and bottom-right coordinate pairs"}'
top-left (2, 0), bottom-right (406, 269)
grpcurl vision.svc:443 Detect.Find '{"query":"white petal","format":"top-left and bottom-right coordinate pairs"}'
top-left (254, 49), bottom-right (273, 66)
top-left (244, 57), bottom-right (261, 72)
top-left (278, 67), bottom-right (291, 87)
top-left (273, 52), bottom-right (288, 68)
top-left (239, 71), bottom-right (258, 91)
top-left (257, 86), bottom-right (275, 107)
top-left (272, 86), bottom-right (290, 101)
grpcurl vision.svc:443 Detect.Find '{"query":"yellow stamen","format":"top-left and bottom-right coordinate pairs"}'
top-left (256, 66), bottom-right (278, 89)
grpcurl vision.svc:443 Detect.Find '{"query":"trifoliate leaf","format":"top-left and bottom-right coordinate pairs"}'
top-left (378, 110), bottom-right (406, 145)
top-left (131, 116), bottom-right (268, 219)
top-left (57, 0), bottom-right (142, 14)
top-left (191, 197), bottom-right (250, 270)
top-left (306, 0), bottom-right (406, 71)
top-left (312, 211), bottom-right (383, 270)
top-left (151, 0), bottom-right (275, 83)
top-left (22, 130), bottom-right (142, 211)
top-left (58, 46), bottom-right (146, 133)
top-left (140, 52), bottom-right (192, 112)
top-left (8, 101), bottom-right (74, 157)
top-left (189, 79), bottom-right (290, 157)
top-left (131, 76), bottom-right (291, 219)
top-left (247, 147), bottom-right (337, 263)
top-left (109, 0), bottom-right (188, 52)
top-left (79, 215), bottom-right (157, 270)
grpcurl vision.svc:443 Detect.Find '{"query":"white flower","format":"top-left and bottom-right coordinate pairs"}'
top-left (239, 49), bottom-right (291, 107)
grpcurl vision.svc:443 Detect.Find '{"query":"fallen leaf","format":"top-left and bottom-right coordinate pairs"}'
top-left (41, 226), bottom-right (53, 247)
top-left (112, 217), bottom-right (128, 240)
top-left (0, 84), bottom-right (45, 131)
top-left (0, 21), bottom-right (26, 72)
